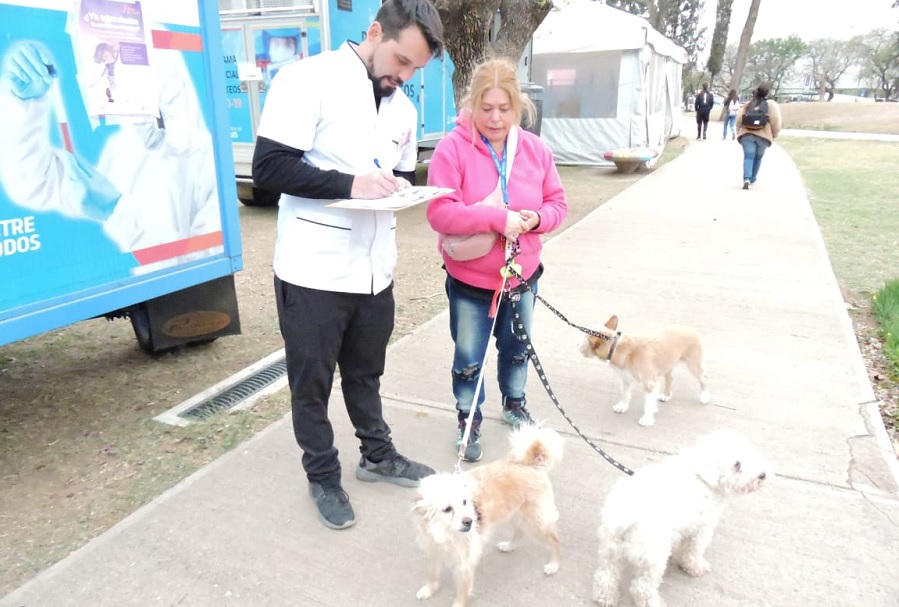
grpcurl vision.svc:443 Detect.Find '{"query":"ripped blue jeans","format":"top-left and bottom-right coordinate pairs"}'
top-left (446, 275), bottom-right (536, 424)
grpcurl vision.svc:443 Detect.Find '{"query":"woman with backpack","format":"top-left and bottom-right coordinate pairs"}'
top-left (722, 89), bottom-right (740, 140)
top-left (736, 81), bottom-right (782, 189)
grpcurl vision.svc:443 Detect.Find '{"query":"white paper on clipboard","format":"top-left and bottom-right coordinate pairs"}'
top-left (326, 186), bottom-right (454, 212)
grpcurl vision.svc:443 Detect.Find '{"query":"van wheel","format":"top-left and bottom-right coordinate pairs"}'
top-left (129, 306), bottom-right (154, 354)
top-left (239, 187), bottom-right (279, 207)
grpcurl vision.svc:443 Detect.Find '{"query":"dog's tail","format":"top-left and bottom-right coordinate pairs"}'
top-left (507, 424), bottom-right (564, 470)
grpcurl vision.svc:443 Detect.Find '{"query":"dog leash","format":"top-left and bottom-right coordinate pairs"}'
top-left (454, 242), bottom-right (517, 473)
top-left (503, 258), bottom-right (634, 476)
top-left (503, 263), bottom-right (619, 343)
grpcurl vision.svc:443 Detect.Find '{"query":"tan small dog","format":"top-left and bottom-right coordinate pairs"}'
top-left (579, 315), bottom-right (710, 426)
top-left (411, 425), bottom-right (564, 607)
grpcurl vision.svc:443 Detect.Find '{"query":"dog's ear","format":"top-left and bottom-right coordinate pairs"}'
top-left (410, 492), bottom-right (430, 518)
top-left (605, 315), bottom-right (619, 330)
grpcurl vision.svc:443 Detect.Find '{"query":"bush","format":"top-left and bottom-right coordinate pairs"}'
top-left (873, 279), bottom-right (899, 376)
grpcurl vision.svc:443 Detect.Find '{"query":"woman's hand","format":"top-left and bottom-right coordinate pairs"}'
top-left (519, 209), bottom-right (541, 232)
top-left (503, 210), bottom-right (529, 242)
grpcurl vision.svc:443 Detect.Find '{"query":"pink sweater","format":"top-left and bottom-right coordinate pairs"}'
top-left (426, 116), bottom-right (567, 290)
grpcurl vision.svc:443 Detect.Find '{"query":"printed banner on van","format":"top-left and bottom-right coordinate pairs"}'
top-left (0, 0), bottom-right (225, 316)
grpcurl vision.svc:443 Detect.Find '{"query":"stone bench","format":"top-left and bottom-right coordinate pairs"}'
top-left (602, 147), bottom-right (660, 173)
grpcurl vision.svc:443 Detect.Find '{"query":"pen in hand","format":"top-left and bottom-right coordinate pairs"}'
top-left (351, 158), bottom-right (399, 198)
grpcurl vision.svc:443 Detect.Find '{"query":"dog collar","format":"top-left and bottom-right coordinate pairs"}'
top-left (607, 332), bottom-right (621, 361)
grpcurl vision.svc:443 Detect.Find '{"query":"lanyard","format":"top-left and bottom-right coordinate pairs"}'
top-left (479, 133), bottom-right (508, 205)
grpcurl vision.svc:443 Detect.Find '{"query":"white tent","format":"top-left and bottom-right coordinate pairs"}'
top-left (531, 0), bottom-right (687, 166)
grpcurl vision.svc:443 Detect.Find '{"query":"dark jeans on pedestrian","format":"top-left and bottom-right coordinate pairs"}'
top-left (274, 275), bottom-right (396, 483)
top-left (696, 110), bottom-right (710, 137)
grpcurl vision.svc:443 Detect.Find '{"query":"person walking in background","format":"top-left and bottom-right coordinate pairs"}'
top-left (426, 58), bottom-right (568, 462)
top-left (722, 88), bottom-right (740, 140)
top-left (736, 81), bottom-right (782, 190)
top-left (695, 82), bottom-right (714, 140)
top-left (251, 0), bottom-right (444, 530)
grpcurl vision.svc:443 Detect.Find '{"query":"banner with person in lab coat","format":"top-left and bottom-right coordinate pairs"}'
top-left (0, 0), bottom-right (226, 315)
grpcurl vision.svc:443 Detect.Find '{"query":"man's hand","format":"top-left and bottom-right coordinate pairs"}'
top-left (350, 170), bottom-right (400, 199)
top-left (2, 42), bottom-right (55, 101)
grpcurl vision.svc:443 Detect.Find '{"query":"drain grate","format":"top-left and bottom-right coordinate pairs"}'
top-left (178, 357), bottom-right (288, 421)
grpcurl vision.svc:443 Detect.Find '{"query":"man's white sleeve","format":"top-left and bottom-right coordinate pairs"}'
top-left (256, 62), bottom-right (320, 151)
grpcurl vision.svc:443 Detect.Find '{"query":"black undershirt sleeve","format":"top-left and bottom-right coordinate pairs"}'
top-left (252, 136), bottom-right (354, 200)
top-left (395, 169), bottom-right (416, 185)
top-left (252, 136), bottom-right (418, 198)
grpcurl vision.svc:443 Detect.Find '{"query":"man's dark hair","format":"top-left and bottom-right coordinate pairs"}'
top-left (376, 0), bottom-right (444, 58)
top-left (755, 81), bottom-right (771, 99)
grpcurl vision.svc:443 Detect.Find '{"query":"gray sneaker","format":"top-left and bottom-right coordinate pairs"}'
top-left (308, 480), bottom-right (355, 530)
top-left (355, 453), bottom-right (435, 487)
top-left (501, 402), bottom-right (534, 427)
top-left (456, 422), bottom-right (482, 462)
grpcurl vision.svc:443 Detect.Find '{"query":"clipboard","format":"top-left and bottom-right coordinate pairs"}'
top-left (326, 186), bottom-right (454, 212)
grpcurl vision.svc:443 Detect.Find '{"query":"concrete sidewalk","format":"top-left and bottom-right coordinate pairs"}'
top-left (4, 138), bottom-right (898, 607)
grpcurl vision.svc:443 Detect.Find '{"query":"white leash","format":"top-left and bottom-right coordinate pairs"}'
top-left (453, 129), bottom-right (521, 472)
top-left (454, 242), bottom-right (515, 473)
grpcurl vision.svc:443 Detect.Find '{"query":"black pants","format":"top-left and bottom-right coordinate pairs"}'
top-left (274, 276), bottom-right (396, 483)
top-left (696, 110), bottom-right (710, 137)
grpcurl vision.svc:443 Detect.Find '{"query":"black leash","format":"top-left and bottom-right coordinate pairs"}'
top-left (502, 259), bottom-right (633, 476)
top-left (506, 267), bottom-right (616, 342)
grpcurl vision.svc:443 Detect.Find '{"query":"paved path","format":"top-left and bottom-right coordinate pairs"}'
top-left (3, 136), bottom-right (898, 607)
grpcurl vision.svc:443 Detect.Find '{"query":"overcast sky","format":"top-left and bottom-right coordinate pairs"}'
top-left (712, 0), bottom-right (898, 43)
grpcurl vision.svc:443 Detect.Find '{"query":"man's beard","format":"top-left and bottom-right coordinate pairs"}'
top-left (368, 70), bottom-right (402, 97)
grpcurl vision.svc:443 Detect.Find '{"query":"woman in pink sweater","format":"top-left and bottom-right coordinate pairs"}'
top-left (426, 58), bottom-right (567, 462)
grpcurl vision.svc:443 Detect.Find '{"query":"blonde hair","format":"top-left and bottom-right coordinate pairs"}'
top-left (460, 57), bottom-right (536, 129)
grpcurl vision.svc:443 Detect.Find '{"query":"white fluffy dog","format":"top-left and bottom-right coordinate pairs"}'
top-left (592, 431), bottom-right (769, 607)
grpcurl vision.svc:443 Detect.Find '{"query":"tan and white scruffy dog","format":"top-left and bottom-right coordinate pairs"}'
top-left (411, 424), bottom-right (564, 607)
top-left (579, 315), bottom-right (710, 426)
top-left (592, 430), bottom-right (770, 607)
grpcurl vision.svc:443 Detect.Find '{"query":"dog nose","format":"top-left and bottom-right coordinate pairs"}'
top-left (460, 517), bottom-right (472, 531)
top-left (758, 472), bottom-right (767, 480)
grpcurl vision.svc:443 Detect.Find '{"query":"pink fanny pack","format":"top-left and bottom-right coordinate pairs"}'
top-left (439, 232), bottom-right (498, 261)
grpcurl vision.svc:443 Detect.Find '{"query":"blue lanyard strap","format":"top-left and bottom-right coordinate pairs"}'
top-left (479, 133), bottom-right (508, 205)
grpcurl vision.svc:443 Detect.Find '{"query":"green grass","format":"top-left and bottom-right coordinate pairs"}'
top-left (778, 138), bottom-right (899, 295)
top-left (781, 137), bottom-right (899, 382)
top-left (873, 280), bottom-right (899, 376)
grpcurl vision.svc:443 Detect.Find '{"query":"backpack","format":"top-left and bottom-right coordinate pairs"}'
top-left (742, 99), bottom-right (769, 129)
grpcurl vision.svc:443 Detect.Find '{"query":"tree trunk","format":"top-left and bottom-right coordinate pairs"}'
top-left (706, 0), bottom-right (734, 92)
top-left (435, 0), bottom-right (551, 110)
top-left (493, 0), bottom-right (549, 70)
top-left (730, 0), bottom-right (761, 95)
top-left (435, 0), bottom-right (498, 110)
top-left (647, 0), bottom-right (659, 30)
